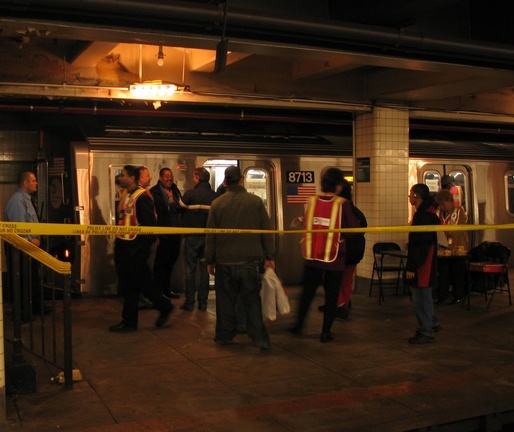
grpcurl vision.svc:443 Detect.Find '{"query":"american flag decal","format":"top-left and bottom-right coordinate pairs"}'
top-left (286, 185), bottom-right (316, 204)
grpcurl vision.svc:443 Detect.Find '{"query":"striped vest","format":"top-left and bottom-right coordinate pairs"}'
top-left (302, 195), bottom-right (345, 262)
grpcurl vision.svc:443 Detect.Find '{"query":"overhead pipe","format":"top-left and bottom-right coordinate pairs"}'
top-left (0, 103), bottom-right (352, 125)
top-left (2, 0), bottom-right (514, 65)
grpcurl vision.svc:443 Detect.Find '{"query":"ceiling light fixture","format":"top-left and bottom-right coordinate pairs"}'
top-left (129, 81), bottom-right (191, 100)
top-left (156, 45), bottom-right (165, 66)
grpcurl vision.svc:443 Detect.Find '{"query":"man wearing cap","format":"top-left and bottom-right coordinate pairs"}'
top-left (205, 166), bottom-right (275, 350)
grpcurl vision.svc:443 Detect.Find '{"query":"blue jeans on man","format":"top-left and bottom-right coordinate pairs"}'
top-left (411, 286), bottom-right (439, 337)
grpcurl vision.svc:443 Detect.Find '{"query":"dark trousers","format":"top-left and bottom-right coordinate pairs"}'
top-left (437, 258), bottom-right (467, 300)
top-left (214, 262), bottom-right (269, 348)
top-left (184, 235), bottom-right (209, 306)
top-left (115, 239), bottom-right (171, 328)
top-left (296, 265), bottom-right (343, 334)
top-left (153, 235), bottom-right (182, 294)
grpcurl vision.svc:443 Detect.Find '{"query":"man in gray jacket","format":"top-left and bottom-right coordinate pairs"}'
top-left (205, 166), bottom-right (275, 350)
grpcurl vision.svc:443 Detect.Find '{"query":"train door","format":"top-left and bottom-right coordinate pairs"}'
top-left (418, 163), bottom-right (474, 242)
top-left (202, 158), bottom-right (279, 255)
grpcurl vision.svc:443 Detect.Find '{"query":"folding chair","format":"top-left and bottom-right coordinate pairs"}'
top-left (369, 242), bottom-right (405, 305)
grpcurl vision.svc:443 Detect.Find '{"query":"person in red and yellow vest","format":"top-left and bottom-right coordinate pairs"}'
top-left (109, 165), bottom-right (174, 332)
top-left (289, 168), bottom-right (360, 343)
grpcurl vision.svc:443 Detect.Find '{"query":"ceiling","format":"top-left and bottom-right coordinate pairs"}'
top-left (0, 0), bottom-right (514, 123)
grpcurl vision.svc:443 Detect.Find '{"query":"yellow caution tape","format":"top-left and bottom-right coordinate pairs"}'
top-left (0, 221), bottom-right (513, 236)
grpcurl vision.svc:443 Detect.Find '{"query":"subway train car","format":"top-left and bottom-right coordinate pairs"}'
top-left (37, 130), bottom-right (514, 297)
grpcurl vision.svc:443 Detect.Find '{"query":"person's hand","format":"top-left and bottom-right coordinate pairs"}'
top-left (406, 271), bottom-right (415, 279)
top-left (264, 259), bottom-right (275, 271)
top-left (207, 264), bottom-right (215, 275)
top-left (31, 238), bottom-right (41, 248)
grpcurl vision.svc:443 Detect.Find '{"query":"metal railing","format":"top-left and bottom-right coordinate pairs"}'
top-left (2, 234), bottom-right (73, 391)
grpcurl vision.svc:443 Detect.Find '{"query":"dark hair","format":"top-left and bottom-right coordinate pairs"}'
top-left (411, 183), bottom-right (430, 200)
top-left (124, 165), bottom-right (139, 183)
top-left (321, 168), bottom-right (344, 193)
top-left (224, 165), bottom-right (242, 186)
top-left (195, 167), bottom-right (210, 182)
top-left (339, 178), bottom-right (352, 200)
top-left (159, 167), bottom-right (172, 177)
top-left (441, 175), bottom-right (454, 188)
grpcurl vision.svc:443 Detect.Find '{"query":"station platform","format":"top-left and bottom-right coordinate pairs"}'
top-left (4, 283), bottom-right (514, 432)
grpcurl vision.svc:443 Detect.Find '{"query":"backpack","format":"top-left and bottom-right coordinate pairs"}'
top-left (344, 203), bottom-right (367, 265)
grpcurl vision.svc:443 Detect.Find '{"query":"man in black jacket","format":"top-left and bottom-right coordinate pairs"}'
top-left (110, 165), bottom-right (173, 332)
top-left (179, 167), bottom-right (218, 311)
top-left (149, 167), bottom-right (183, 299)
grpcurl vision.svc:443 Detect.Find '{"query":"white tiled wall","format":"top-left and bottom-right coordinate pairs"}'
top-left (354, 107), bottom-right (410, 280)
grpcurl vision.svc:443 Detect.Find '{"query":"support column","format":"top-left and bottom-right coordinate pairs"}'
top-left (353, 107), bottom-right (410, 291)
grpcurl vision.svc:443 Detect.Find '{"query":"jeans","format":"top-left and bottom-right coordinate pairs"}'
top-left (214, 262), bottom-right (269, 348)
top-left (411, 286), bottom-right (439, 337)
top-left (184, 235), bottom-right (209, 306)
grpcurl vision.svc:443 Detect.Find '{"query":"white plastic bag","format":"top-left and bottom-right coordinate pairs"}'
top-left (261, 267), bottom-right (290, 320)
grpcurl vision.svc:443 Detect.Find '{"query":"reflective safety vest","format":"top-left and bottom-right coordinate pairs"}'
top-left (302, 195), bottom-right (345, 262)
top-left (117, 187), bottom-right (147, 240)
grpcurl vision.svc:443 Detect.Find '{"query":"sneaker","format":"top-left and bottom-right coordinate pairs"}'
top-left (432, 324), bottom-right (442, 333)
top-left (408, 333), bottom-right (434, 344)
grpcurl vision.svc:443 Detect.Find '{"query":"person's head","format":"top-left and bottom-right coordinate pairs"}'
top-left (409, 183), bottom-right (430, 207)
top-left (441, 175), bottom-right (455, 189)
top-left (137, 166), bottom-right (152, 188)
top-left (18, 170), bottom-right (38, 194)
top-left (435, 188), bottom-right (454, 212)
top-left (339, 178), bottom-right (352, 200)
top-left (224, 166), bottom-right (242, 186)
top-left (193, 167), bottom-right (210, 184)
top-left (118, 165), bottom-right (138, 190)
top-left (321, 167), bottom-right (344, 194)
top-left (158, 167), bottom-right (174, 189)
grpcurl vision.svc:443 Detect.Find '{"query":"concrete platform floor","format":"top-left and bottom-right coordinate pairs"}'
top-left (4, 285), bottom-right (514, 432)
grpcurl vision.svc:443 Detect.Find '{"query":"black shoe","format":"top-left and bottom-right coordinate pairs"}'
top-left (408, 334), bottom-right (434, 344)
top-left (317, 304), bottom-right (325, 312)
top-left (156, 304), bottom-right (174, 327)
top-left (432, 324), bottom-right (442, 333)
top-left (198, 303), bottom-right (207, 311)
top-left (109, 322), bottom-right (137, 332)
top-left (164, 291), bottom-right (180, 299)
top-left (180, 302), bottom-right (194, 311)
top-left (214, 337), bottom-right (233, 345)
top-left (320, 332), bottom-right (334, 343)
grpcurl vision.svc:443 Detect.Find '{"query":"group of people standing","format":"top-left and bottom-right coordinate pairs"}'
top-left (111, 164), bottom-right (276, 352)
top-left (4, 166), bottom-right (467, 349)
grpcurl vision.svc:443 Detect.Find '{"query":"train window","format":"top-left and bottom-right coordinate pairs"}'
top-left (245, 168), bottom-right (268, 209)
top-left (203, 159), bottom-right (237, 192)
top-left (423, 171), bottom-right (440, 194)
top-left (505, 172), bottom-right (514, 215)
